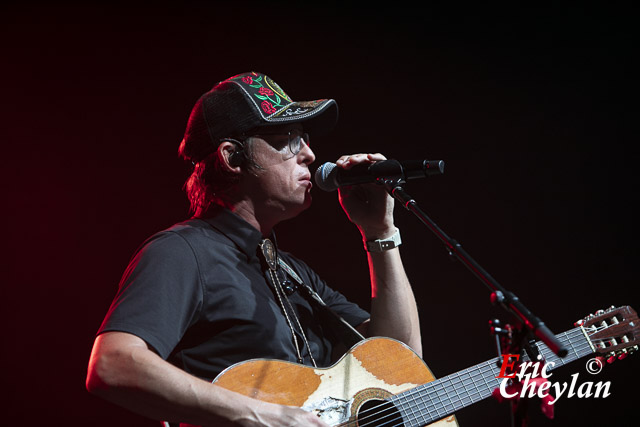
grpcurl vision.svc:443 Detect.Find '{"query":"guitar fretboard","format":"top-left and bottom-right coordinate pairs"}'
top-left (390, 327), bottom-right (594, 427)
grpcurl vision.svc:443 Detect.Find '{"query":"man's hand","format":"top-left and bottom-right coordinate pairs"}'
top-left (336, 153), bottom-right (396, 241)
top-left (193, 401), bottom-right (328, 427)
top-left (228, 401), bottom-right (329, 427)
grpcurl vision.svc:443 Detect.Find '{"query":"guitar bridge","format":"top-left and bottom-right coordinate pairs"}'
top-left (302, 396), bottom-right (353, 425)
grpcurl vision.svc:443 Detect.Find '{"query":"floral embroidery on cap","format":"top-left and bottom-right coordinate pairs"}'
top-left (230, 72), bottom-right (293, 116)
top-left (261, 100), bottom-right (277, 115)
top-left (225, 72), bottom-right (334, 123)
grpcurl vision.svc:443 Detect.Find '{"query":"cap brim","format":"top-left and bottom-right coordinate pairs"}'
top-left (265, 99), bottom-right (338, 134)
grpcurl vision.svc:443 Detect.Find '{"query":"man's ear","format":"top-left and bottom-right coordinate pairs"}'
top-left (217, 141), bottom-right (244, 173)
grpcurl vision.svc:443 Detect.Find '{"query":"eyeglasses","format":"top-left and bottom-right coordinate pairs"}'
top-left (249, 129), bottom-right (310, 156)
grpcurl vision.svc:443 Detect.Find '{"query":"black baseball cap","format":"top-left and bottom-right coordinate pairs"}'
top-left (179, 71), bottom-right (338, 163)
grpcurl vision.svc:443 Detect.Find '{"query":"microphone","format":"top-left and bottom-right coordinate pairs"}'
top-left (314, 159), bottom-right (445, 192)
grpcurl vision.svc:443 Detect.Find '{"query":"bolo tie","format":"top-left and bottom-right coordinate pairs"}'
top-left (259, 238), bottom-right (317, 367)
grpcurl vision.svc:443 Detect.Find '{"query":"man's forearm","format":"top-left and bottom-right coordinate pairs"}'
top-left (366, 247), bottom-right (423, 357)
top-left (86, 332), bottom-right (327, 427)
top-left (87, 332), bottom-right (247, 425)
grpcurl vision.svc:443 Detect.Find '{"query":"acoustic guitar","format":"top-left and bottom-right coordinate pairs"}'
top-left (203, 306), bottom-right (638, 426)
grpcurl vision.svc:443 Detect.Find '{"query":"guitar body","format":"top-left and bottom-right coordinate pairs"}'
top-left (173, 306), bottom-right (638, 426)
top-left (213, 337), bottom-right (458, 426)
top-left (174, 306), bottom-right (637, 426)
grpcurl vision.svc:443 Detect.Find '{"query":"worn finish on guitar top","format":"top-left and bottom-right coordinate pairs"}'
top-left (213, 337), bottom-right (458, 426)
top-left (214, 357), bottom-right (322, 407)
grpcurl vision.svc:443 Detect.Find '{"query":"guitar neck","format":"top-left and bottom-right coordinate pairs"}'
top-left (390, 327), bottom-right (594, 427)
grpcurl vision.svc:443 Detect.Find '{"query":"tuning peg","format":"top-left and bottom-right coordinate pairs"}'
top-left (606, 352), bottom-right (616, 364)
top-left (618, 351), bottom-right (628, 360)
top-left (606, 305), bottom-right (616, 312)
top-left (574, 319), bottom-right (585, 327)
top-left (596, 309), bottom-right (605, 315)
top-left (580, 313), bottom-right (595, 323)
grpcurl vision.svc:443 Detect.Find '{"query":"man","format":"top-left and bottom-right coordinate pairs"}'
top-left (86, 71), bottom-right (422, 426)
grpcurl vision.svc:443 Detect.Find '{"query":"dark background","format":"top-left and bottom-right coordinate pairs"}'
top-left (3, 2), bottom-right (638, 426)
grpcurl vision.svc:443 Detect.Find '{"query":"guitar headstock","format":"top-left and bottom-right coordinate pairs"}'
top-left (575, 305), bottom-right (640, 360)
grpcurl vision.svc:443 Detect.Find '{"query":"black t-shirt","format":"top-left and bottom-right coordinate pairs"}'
top-left (98, 208), bottom-right (370, 381)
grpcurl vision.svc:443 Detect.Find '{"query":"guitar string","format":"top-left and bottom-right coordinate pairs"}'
top-left (335, 324), bottom-right (618, 427)
top-left (335, 361), bottom-right (501, 427)
top-left (350, 353), bottom-right (596, 427)
top-left (334, 328), bottom-right (594, 427)
top-left (348, 366), bottom-right (498, 426)
top-left (336, 361), bottom-right (500, 427)
top-left (332, 361), bottom-right (498, 427)
top-left (382, 331), bottom-right (602, 427)
top-left (347, 330), bottom-right (582, 427)
top-left (354, 331), bottom-right (591, 427)
top-left (389, 324), bottom-right (619, 426)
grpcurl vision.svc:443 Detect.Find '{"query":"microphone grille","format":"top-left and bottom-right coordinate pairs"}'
top-left (314, 162), bottom-right (339, 192)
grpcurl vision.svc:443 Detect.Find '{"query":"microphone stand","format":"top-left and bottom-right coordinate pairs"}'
top-left (376, 162), bottom-right (568, 425)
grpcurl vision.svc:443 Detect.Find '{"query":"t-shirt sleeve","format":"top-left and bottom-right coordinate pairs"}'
top-left (280, 253), bottom-right (370, 328)
top-left (97, 231), bottom-right (204, 359)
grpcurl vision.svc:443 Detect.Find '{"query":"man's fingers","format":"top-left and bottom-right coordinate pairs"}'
top-left (336, 153), bottom-right (387, 169)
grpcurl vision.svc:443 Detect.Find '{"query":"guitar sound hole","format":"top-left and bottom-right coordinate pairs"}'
top-left (356, 399), bottom-right (403, 427)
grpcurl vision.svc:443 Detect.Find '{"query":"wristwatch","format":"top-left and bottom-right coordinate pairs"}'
top-left (364, 229), bottom-right (402, 252)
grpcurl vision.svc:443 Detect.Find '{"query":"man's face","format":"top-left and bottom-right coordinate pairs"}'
top-left (240, 124), bottom-right (316, 222)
